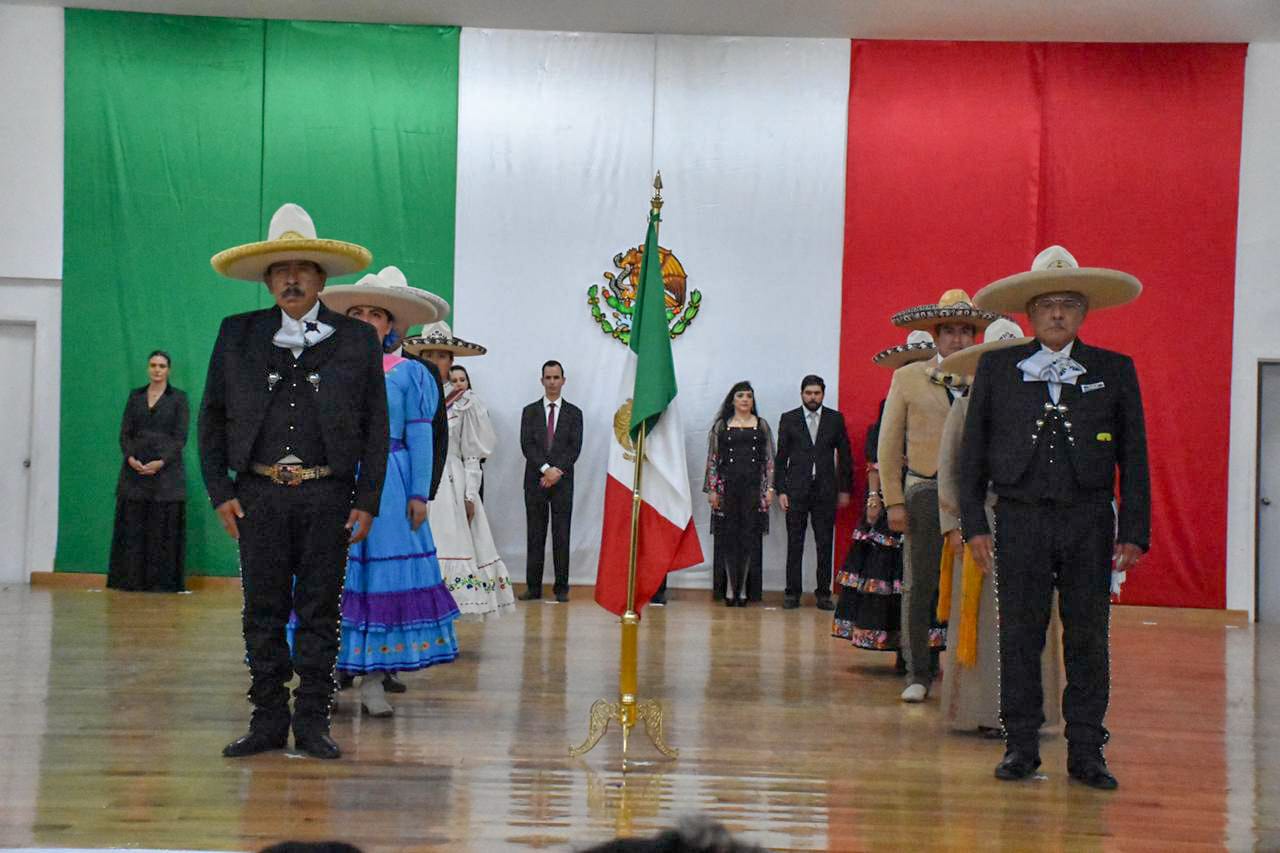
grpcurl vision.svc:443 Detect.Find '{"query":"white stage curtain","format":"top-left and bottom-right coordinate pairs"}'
top-left (455, 29), bottom-right (850, 591)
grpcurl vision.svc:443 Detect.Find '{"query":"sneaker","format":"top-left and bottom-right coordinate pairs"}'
top-left (900, 683), bottom-right (928, 703)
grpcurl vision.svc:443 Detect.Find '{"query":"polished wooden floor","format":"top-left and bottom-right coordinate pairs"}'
top-left (0, 583), bottom-right (1277, 852)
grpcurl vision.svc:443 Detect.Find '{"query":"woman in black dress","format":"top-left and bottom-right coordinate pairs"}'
top-left (703, 381), bottom-right (774, 607)
top-left (107, 350), bottom-right (189, 592)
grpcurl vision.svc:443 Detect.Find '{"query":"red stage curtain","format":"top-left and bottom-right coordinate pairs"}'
top-left (837, 41), bottom-right (1245, 608)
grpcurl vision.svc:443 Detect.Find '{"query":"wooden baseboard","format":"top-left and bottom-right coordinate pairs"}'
top-left (29, 571), bottom-right (241, 590)
top-left (24, 573), bottom-right (1252, 623)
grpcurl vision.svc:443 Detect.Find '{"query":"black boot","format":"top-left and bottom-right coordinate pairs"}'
top-left (292, 717), bottom-right (341, 759)
top-left (994, 746), bottom-right (1041, 781)
top-left (223, 708), bottom-right (289, 758)
top-left (1068, 745), bottom-right (1118, 790)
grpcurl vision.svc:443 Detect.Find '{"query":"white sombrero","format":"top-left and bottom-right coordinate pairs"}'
top-left (937, 318), bottom-right (1033, 380)
top-left (319, 266), bottom-right (449, 338)
top-left (211, 203), bottom-right (372, 281)
top-left (973, 246), bottom-right (1142, 314)
top-left (402, 321), bottom-right (487, 358)
top-left (891, 288), bottom-right (1001, 332)
top-left (873, 330), bottom-right (936, 369)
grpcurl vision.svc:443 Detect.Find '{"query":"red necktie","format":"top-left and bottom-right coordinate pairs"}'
top-left (546, 402), bottom-right (557, 451)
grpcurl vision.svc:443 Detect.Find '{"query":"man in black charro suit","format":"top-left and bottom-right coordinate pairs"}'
top-left (959, 246), bottom-right (1149, 790)
top-left (199, 204), bottom-right (388, 760)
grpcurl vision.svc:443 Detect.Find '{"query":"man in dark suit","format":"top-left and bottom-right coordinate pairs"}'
top-left (199, 204), bottom-right (388, 760)
top-left (520, 360), bottom-right (583, 603)
top-left (774, 374), bottom-right (853, 610)
top-left (959, 246), bottom-right (1148, 790)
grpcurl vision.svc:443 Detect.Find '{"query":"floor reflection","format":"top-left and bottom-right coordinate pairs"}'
top-left (5, 585), bottom-right (1280, 850)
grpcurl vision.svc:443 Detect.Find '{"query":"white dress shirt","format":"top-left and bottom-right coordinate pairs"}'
top-left (273, 300), bottom-right (334, 358)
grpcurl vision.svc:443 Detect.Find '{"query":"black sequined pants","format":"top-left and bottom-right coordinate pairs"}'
top-left (236, 474), bottom-right (352, 735)
top-left (993, 497), bottom-right (1113, 751)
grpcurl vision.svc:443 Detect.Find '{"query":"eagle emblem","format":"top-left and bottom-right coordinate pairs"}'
top-left (587, 245), bottom-right (702, 345)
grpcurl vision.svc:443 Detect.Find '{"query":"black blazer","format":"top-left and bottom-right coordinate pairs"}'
top-left (116, 384), bottom-right (189, 503)
top-left (520, 398), bottom-right (583, 492)
top-left (198, 305), bottom-right (390, 514)
top-left (958, 338), bottom-right (1150, 550)
top-left (774, 405), bottom-right (854, 500)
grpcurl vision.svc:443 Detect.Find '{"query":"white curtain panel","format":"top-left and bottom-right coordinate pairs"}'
top-left (454, 29), bottom-right (850, 592)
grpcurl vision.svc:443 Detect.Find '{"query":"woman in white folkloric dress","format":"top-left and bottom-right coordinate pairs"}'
top-left (403, 322), bottom-right (515, 618)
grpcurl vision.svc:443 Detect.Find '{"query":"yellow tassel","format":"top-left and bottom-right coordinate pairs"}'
top-left (936, 537), bottom-right (954, 623)
top-left (956, 546), bottom-right (984, 668)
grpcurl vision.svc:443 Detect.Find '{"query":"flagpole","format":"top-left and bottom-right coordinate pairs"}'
top-left (571, 173), bottom-right (678, 764)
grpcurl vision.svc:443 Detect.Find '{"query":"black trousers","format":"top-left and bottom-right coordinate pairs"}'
top-left (784, 490), bottom-right (836, 598)
top-left (236, 474), bottom-right (352, 735)
top-left (525, 479), bottom-right (573, 595)
top-left (993, 497), bottom-right (1114, 751)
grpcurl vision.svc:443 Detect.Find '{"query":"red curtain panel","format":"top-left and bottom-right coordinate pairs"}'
top-left (837, 40), bottom-right (1245, 608)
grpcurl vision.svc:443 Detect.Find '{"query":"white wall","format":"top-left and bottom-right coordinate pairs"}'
top-left (1227, 43), bottom-right (1280, 617)
top-left (0, 6), bottom-right (64, 574)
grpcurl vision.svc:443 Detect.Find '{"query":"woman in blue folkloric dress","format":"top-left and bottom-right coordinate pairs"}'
top-left (306, 266), bottom-right (460, 718)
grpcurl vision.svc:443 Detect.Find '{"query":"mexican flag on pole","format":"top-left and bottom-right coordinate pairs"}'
top-left (594, 208), bottom-right (704, 616)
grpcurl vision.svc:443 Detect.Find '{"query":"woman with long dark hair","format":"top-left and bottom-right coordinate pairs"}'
top-left (703, 381), bottom-right (774, 606)
top-left (108, 349), bottom-right (190, 591)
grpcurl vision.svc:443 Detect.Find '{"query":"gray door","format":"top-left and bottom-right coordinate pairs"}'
top-left (1256, 363), bottom-right (1280, 621)
top-left (0, 321), bottom-right (35, 583)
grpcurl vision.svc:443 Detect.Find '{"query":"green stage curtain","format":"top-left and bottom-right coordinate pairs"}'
top-left (59, 11), bottom-right (460, 575)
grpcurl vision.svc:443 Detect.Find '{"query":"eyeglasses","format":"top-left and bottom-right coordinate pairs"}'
top-left (1030, 295), bottom-right (1086, 312)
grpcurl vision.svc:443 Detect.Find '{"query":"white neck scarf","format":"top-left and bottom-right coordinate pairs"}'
top-left (1017, 343), bottom-right (1085, 403)
top-left (273, 301), bottom-right (334, 357)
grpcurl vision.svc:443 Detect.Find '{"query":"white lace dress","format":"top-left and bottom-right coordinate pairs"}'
top-left (433, 386), bottom-right (516, 618)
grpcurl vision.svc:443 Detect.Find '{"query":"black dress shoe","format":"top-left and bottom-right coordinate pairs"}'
top-left (650, 593), bottom-right (666, 606)
top-left (293, 730), bottom-right (342, 760)
top-left (222, 729), bottom-right (287, 758)
top-left (734, 596), bottom-right (747, 608)
top-left (1068, 749), bottom-right (1119, 790)
top-left (382, 673), bottom-right (407, 694)
top-left (815, 596), bottom-right (835, 611)
top-left (994, 748), bottom-right (1041, 781)
top-left (782, 597), bottom-right (800, 610)
top-left (555, 590), bottom-right (570, 604)
top-left (518, 589), bottom-right (542, 601)
top-left (725, 596), bottom-right (736, 607)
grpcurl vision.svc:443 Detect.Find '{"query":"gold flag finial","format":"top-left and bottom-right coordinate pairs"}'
top-left (651, 171), bottom-right (664, 214)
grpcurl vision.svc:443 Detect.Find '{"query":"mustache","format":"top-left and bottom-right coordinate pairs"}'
top-left (280, 284), bottom-right (305, 298)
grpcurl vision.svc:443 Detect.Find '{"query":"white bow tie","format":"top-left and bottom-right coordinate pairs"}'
top-left (273, 313), bottom-right (334, 353)
top-left (1017, 349), bottom-right (1086, 386)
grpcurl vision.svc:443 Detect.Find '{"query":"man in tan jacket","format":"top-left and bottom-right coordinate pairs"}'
top-left (878, 290), bottom-right (997, 702)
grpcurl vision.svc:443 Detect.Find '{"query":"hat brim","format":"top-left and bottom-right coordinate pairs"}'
top-left (973, 268), bottom-right (1141, 314)
top-left (873, 342), bottom-right (937, 369)
top-left (402, 336), bottom-right (488, 358)
top-left (891, 305), bottom-right (1001, 332)
top-left (320, 284), bottom-right (449, 337)
top-left (936, 336), bottom-right (1034, 379)
top-left (211, 238), bottom-right (372, 282)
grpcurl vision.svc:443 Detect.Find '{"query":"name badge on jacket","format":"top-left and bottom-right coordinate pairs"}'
top-left (1081, 381), bottom-right (1106, 393)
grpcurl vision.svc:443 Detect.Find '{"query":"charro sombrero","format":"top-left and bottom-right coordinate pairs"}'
top-left (402, 321), bottom-right (487, 358)
top-left (873, 330), bottom-right (936, 369)
top-left (211, 203), bottom-right (372, 281)
top-left (891, 288), bottom-right (1001, 332)
top-left (936, 318), bottom-right (1032, 380)
top-left (319, 266), bottom-right (449, 338)
top-left (973, 246), bottom-right (1142, 314)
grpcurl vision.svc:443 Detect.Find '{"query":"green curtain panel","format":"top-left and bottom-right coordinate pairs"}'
top-left (59, 11), bottom-right (461, 575)
top-left (260, 21), bottom-right (459, 302)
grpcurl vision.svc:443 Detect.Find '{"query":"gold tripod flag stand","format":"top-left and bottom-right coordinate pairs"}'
top-left (569, 176), bottom-right (678, 763)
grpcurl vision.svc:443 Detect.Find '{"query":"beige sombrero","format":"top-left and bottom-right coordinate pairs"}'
top-left (211, 203), bottom-right (372, 281)
top-left (937, 318), bottom-right (1033, 380)
top-left (973, 245), bottom-right (1142, 314)
top-left (319, 266), bottom-right (449, 338)
top-left (892, 288), bottom-right (1001, 332)
top-left (402, 321), bottom-right (487, 358)
top-left (873, 330), bottom-right (936, 369)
